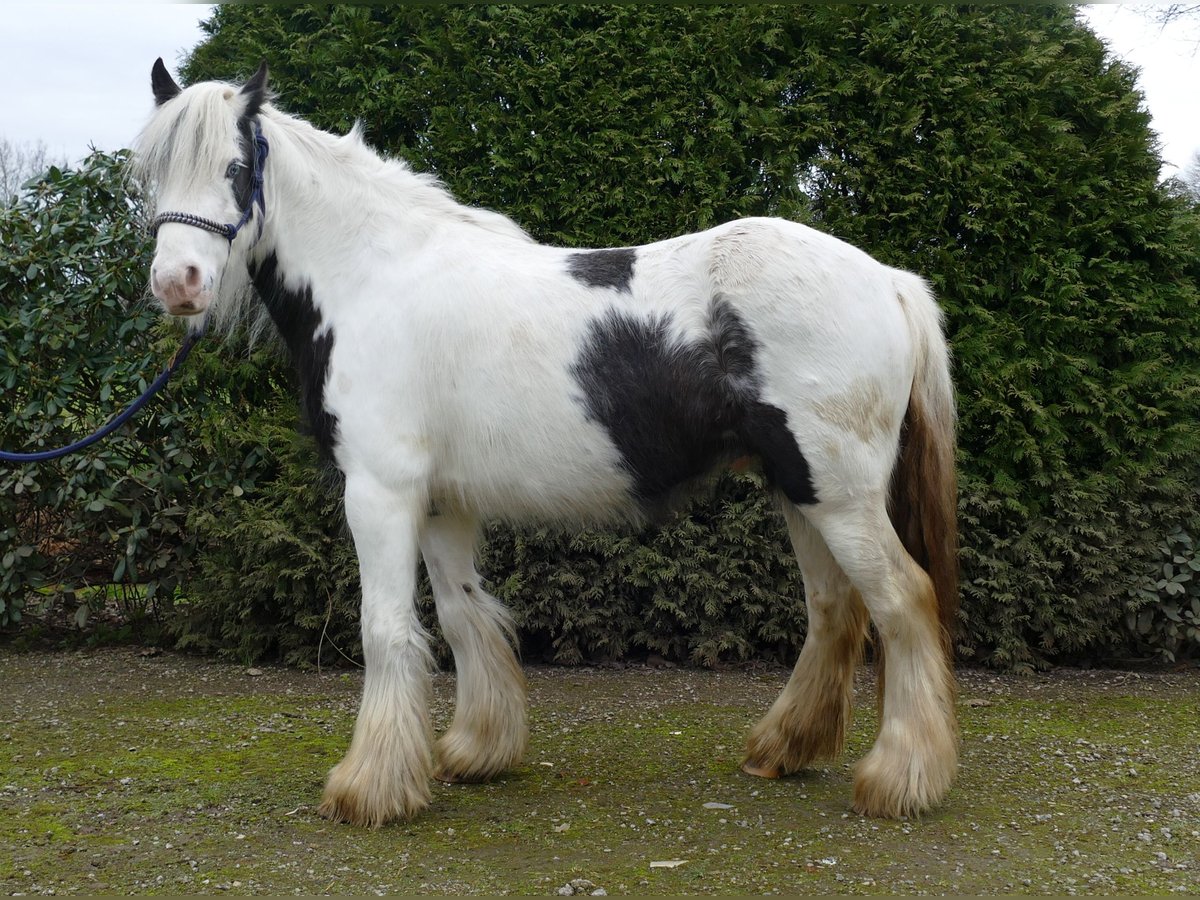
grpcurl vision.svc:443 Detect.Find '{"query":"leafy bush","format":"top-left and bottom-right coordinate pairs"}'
top-left (1126, 527), bottom-right (1200, 663)
top-left (171, 435), bottom-right (810, 668)
top-left (169, 416), bottom-right (361, 666)
top-left (1, 152), bottom-right (175, 630)
top-left (0, 152), bottom-right (271, 637)
top-left (483, 472), bottom-right (807, 667)
top-left (4, 7), bottom-right (1199, 671)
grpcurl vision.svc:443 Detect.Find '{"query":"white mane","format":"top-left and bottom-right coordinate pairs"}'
top-left (257, 106), bottom-right (532, 241)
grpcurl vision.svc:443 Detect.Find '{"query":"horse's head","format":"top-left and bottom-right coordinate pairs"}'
top-left (136, 59), bottom-right (270, 318)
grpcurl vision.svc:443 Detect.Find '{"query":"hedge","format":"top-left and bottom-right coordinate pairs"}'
top-left (3, 5), bottom-right (1198, 668)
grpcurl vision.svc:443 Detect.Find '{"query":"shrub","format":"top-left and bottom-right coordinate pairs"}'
top-left (1, 152), bottom-right (181, 631)
top-left (0, 152), bottom-right (273, 638)
top-left (5, 7), bottom-right (1199, 670)
top-left (1126, 526), bottom-right (1200, 663)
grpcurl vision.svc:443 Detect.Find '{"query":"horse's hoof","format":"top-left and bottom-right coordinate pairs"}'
top-left (741, 762), bottom-right (781, 779)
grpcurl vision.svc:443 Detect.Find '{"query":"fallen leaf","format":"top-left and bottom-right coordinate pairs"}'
top-left (650, 860), bottom-right (688, 869)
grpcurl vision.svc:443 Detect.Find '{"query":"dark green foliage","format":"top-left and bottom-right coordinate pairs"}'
top-left (1125, 527), bottom-right (1200, 663)
top-left (4, 6), bottom-right (1198, 669)
top-left (175, 5), bottom-right (1200, 669)
top-left (0, 152), bottom-right (292, 640)
top-left (170, 419), bottom-right (362, 667)
top-left (482, 472), bottom-right (807, 668)
top-left (183, 6), bottom-right (816, 243)
top-left (773, 7), bottom-right (1200, 667)
top-left (0, 153), bottom-right (253, 633)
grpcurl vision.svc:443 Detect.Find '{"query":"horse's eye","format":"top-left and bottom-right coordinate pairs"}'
top-left (225, 161), bottom-right (243, 179)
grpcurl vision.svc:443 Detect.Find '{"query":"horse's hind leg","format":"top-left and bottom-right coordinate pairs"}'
top-left (807, 496), bottom-right (958, 818)
top-left (743, 503), bottom-right (869, 778)
top-left (421, 511), bottom-right (528, 784)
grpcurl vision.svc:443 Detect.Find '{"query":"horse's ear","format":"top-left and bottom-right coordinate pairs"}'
top-left (239, 60), bottom-right (270, 118)
top-left (151, 57), bottom-right (181, 106)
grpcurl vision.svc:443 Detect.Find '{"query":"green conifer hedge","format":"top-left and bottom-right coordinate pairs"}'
top-left (4, 6), bottom-right (1198, 668)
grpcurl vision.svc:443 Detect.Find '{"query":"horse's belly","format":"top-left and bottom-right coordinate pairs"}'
top-left (423, 390), bottom-right (638, 523)
top-left (434, 437), bottom-right (637, 524)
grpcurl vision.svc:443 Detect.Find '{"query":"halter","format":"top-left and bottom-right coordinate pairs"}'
top-left (150, 121), bottom-right (269, 244)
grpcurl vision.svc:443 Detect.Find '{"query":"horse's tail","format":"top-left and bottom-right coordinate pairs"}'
top-left (889, 271), bottom-right (959, 656)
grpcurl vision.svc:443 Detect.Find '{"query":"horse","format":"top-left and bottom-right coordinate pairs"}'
top-left (135, 59), bottom-right (959, 827)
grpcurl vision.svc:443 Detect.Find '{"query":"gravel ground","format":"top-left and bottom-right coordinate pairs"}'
top-left (0, 649), bottom-right (1197, 895)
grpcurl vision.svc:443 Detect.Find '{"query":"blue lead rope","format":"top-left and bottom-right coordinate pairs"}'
top-left (0, 327), bottom-right (205, 464)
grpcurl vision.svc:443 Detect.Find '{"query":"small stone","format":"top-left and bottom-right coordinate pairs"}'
top-left (557, 878), bottom-right (596, 895)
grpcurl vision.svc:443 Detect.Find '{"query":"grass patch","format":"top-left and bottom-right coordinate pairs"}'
top-left (1, 650), bottom-right (1197, 894)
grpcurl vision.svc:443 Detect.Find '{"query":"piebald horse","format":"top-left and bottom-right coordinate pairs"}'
top-left (136, 60), bottom-right (959, 826)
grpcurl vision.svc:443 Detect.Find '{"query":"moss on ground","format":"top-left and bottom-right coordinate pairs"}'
top-left (1, 650), bottom-right (1197, 895)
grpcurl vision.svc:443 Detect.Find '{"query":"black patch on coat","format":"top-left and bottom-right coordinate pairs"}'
top-left (229, 115), bottom-right (257, 211)
top-left (248, 252), bottom-right (340, 456)
top-left (571, 298), bottom-right (817, 511)
top-left (567, 248), bottom-right (636, 292)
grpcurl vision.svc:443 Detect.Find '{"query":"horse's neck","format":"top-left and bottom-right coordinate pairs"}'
top-left (251, 119), bottom-right (437, 300)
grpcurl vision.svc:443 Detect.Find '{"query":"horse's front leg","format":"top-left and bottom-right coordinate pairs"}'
top-left (318, 474), bottom-right (433, 827)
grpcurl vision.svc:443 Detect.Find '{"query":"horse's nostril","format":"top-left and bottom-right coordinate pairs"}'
top-left (184, 265), bottom-right (202, 290)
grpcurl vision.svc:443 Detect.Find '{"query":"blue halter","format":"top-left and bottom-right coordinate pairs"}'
top-left (150, 121), bottom-right (269, 244)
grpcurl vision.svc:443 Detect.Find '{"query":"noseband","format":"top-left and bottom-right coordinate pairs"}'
top-left (150, 121), bottom-right (269, 244)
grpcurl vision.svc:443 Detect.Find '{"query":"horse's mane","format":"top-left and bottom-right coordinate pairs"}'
top-left (255, 107), bottom-right (533, 244)
top-left (132, 79), bottom-right (531, 340)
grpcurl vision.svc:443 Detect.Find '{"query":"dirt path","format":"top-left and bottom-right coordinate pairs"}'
top-left (1, 649), bottom-right (1197, 895)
